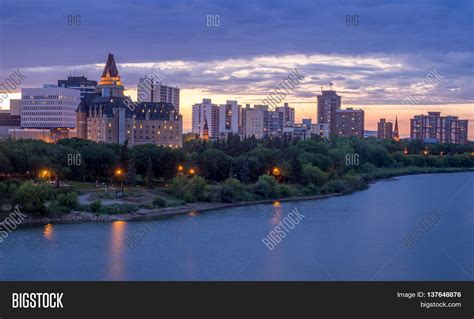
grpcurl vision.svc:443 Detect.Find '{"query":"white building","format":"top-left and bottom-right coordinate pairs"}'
top-left (20, 87), bottom-right (80, 129)
top-left (219, 100), bottom-right (241, 137)
top-left (242, 104), bottom-right (269, 139)
top-left (137, 77), bottom-right (180, 112)
top-left (192, 98), bottom-right (219, 139)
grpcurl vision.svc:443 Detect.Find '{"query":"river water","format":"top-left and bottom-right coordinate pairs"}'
top-left (1, 172), bottom-right (472, 280)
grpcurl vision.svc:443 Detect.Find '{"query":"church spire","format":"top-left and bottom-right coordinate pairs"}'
top-left (202, 116), bottom-right (209, 140)
top-left (393, 115), bottom-right (400, 141)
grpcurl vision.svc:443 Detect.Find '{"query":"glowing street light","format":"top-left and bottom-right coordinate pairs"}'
top-left (272, 167), bottom-right (281, 175)
top-left (39, 169), bottom-right (51, 179)
top-left (423, 149), bottom-right (429, 156)
top-left (115, 168), bottom-right (124, 177)
top-left (178, 165), bottom-right (184, 171)
top-left (403, 148), bottom-right (408, 155)
top-left (188, 168), bottom-right (196, 175)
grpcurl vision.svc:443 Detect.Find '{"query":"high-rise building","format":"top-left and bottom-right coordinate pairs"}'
top-left (76, 53), bottom-right (182, 147)
top-left (192, 99), bottom-right (219, 139)
top-left (137, 77), bottom-right (180, 112)
top-left (410, 112), bottom-right (468, 144)
top-left (58, 76), bottom-right (97, 99)
top-left (377, 118), bottom-right (393, 139)
top-left (241, 103), bottom-right (295, 138)
top-left (275, 103), bottom-right (295, 128)
top-left (334, 108), bottom-right (364, 137)
top-left (219, 100), bottom-right (241, 137)
top-left (20, 87), bottom-right (81, 129)
top-left (317, 90), bottom-right (341, 135)
top-left (242, 104), bottom-right (270, 139)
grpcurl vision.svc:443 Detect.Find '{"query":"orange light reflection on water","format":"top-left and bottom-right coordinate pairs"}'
top-left (271, 201), bottom-right (282, 225)
top-left (43, 224), bottom-right (53, 240)
top-left (108, 221), bottom-right (127, 280)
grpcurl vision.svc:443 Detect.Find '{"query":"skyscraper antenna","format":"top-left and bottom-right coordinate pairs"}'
top-left (330, 82), bottom-right (334, 90)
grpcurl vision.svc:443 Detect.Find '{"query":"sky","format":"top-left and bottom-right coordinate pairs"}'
top-left (0, 0), bottom-right (472, 138)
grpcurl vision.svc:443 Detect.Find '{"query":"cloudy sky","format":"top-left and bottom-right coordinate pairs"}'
top-left (0, 0), bottom-right (472, 137)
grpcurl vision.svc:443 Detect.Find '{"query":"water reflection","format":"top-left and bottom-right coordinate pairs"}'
top-left (107, 221), bottom-right (127, 280)
top-left (188, 211), bottom-right (198, 217)
top-left (43, 224), bottom-right (53, 240)
top-left (271, 201), bottom-right (282, 225)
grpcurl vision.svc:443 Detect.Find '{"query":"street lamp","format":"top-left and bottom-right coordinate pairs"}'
top-left (188, 168), bottom-right (196, 176)
top-left (423, 149), bottom-right (429, 156)
top-left (114, 168), bottom-right (125, 197)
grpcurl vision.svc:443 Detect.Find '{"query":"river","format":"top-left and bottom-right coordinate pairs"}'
top-left (1, 172), bottom-right (472, 280)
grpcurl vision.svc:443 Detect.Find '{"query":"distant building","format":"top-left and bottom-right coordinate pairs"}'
top-left (9, 99), bottom-right (21, 116)
top-left (137, 77), bottom-right (180, 112)
top-left (311, 123), bottom-right (330, 139)
top-left (273, 103), bottom-right (295, 136)
top-left (317, 90), bottom-right (341, 135)
top-left (219, 100), bottom-right (241, 137)
top-left (410, 111), bottom-right (468, 144)
top-left (58, 76), bottom-right (97, 99)
top-left (241, 103), bottom-right (295, 138)
top-left (377, 118), bottom-right (393, 139)
top-left (242, 104), bottom-right (269, 139)
top-left (20, 87), bottom-right (81, 129)
top-left (76, 53), bottom-right (182, 147)
top-left (334, 108), bottom-right (365, 137)
top-left (192, 99), bottom-right (219, 139)
top-left (364, 130), bottom-right (378, 138)
top-left (0, 112), bottom-right (20, 138)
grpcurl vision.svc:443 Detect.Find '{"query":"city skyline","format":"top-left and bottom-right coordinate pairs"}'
top-left (0, 0), bottom-right (472, 138)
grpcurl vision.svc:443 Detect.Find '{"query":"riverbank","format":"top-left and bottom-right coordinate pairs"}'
top-left (14, 166), bottom-right (474, 227)
top-left (18, 193), bottom-right (343, 226)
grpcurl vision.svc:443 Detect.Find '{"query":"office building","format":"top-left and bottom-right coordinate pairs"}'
top-left (20, 86), bottom-right (81, 129)
top-left (0, 112), bottom-right (20, 138)
top-left (58, 76), bottom-right (97, 99)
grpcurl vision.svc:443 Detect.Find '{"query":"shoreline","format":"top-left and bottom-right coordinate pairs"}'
top-left (18, 193), bottom-right (343, 227)
top-left (15, 168), bottom-right (474, 227)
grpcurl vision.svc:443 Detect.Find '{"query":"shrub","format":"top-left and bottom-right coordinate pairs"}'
top-left (301, 164), bottom-right (328, 186)
top-left (12, 182), bottom-right (47, 215)
top-left (90, 200), bottom-right (102, 213)
top-left (56, 192), bottom-right (79, 210)
top-left (360, 162), bottom-right (376, 174)
top-left (321, 179), bottom-right (351, 194)
top-left (219, 184), bottom-right (238, 202)
top-left (152, 197), bottom-right (166, 208)
top-left (253, 175), bottom-right (278, 199)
